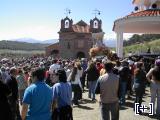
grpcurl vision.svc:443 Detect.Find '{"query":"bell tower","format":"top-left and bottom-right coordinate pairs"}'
top-left (60, 9), bottom-right (73, 32)
top-left (90, 17), bottom-right (102, 33)
top-left (90, 9), bottom-right (102, 33)
top-left (60, 17), bottom-right (73, 32)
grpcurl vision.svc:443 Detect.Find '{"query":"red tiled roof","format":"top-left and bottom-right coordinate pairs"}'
top-left (126, 9), bottom-right (160, 18)
top-left (113, 9), bottom-right (160, 31)
top-left (76, 20), bottom-right (88, 26)
top-left (72, 25), bottom-right (90, 33)
top-left (72, 20), bottom-right (90, 33)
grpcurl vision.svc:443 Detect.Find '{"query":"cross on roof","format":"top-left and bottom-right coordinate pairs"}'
top-left (65, 8), bottom-right (71, 17)
top-left (93, 9), bottom-right (101, 17)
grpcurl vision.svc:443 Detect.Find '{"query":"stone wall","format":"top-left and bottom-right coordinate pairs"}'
top-left (45, 43), bottom-right (60, 56)
top-left (59, 32), bottom-right (93, 59)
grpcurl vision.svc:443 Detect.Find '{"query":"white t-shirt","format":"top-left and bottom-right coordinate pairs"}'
top-left (78, 69), bottom-right (83, 78)
top-left (49, 64), bottom-right (60, 74)
top-left (66, 69), bottom-right (72, 78)
top-left (67, 73), bottom-right (82, 89)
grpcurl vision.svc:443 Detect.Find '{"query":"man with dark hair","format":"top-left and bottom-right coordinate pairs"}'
top-left (95, 62), bottom-right (119, 120)
top-left (6, 67), bottom-right (21, 120)
top-left (0, 72), bottom-right (13, 120)
top-left (21, 68), bottom-right (52, 120)
top-left (32, 68), bottom-right (46, 81)
top-left (52, 69), bottom-right (72, 120)
top-left (119, 61), bottom-right (132, 105)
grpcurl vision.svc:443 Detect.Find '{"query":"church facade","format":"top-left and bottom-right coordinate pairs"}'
top-left (45, 17), bottom-right (103, 59)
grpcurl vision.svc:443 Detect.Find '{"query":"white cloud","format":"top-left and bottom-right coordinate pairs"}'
top-left (104, 32), bottom-right (116, 39)
top-left (104, 32), bottom-right (133, 40)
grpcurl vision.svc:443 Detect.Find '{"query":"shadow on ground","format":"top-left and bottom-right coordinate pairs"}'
top-left (119, 106), bottom-right (128, 110)
top-left (80, 99), bottom-right (97, 104)
top-left (125, 101), bottom-right (134, 108)
top-left (73, 104), bottom-right (94, 110)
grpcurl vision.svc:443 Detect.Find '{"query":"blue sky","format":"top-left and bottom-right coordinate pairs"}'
top-left (0, 0), bottom-right (135, 40)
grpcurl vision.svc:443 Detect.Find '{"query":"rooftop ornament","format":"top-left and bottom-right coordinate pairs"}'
top-left (133, 0), bottom-right (160, 11)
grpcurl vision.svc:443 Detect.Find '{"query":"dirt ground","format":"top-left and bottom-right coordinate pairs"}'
top-left (73, 88), bottom-right (159, 120)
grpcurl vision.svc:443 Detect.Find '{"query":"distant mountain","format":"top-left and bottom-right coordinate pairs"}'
top-left (41, 39), bottom-right (59, 44)
top-left (10, 38), bottom-right (58, 44)
top-left (1, 38), bottom-right (116, 50)
top-left (10, 38), bottom-right (116, 47)
top-left (11, 38), bottom-right (41, 43)
top-left (103, 39), bottom-right (116, 48)
top-left (0, 40), bottom-right (51, 51)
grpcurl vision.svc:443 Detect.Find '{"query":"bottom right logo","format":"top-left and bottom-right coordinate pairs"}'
top-left (135, 103), bottom-right (153, 115)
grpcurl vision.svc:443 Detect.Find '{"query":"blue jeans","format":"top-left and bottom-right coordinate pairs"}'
top-left (150, 82), bottom-right (160, 115)
top-left (88, 81), bottom-right (97, 100)
top-left (119, 82), bottom-right (127, 105)
top-left (100, 102), bottom-right (119, 120)
top-left (134, 85), bottom-right (144, 111)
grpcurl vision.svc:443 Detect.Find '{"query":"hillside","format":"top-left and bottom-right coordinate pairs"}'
top-left (124, 39), bottom-right (160, 55)
top-left (124, 34), bottom-right (160, 46)
top-left (0, 40), bottom-right (51, 51)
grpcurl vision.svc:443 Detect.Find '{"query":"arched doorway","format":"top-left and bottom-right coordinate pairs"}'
top-left (76, 52), bottom-right (85, 59)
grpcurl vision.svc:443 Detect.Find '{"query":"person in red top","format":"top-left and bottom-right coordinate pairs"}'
top-left (24, 71), bottom-right (29, 82)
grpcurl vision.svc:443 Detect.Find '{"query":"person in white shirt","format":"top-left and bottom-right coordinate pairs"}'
top-left (146, 59), bottom-right (160, 117)
top-left (49, 59), bottom-right (60, 85)
top-left (49, 60), bottom-right (60, 74)
top-left (75, 62), bottom-right (83, 98)
top-left (68, 67), bottom-right (82, 105)
top-left (65, 63), bottom-right (73, 78)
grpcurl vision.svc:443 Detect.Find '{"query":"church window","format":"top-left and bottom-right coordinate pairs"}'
top-left (65, 20), bottom-right (69, 28)
top-left (93, 20), bottom-right (98, 28)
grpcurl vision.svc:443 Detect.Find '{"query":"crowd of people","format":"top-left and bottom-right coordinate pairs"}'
top-left (0, 55), bottom-right (160, 120)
